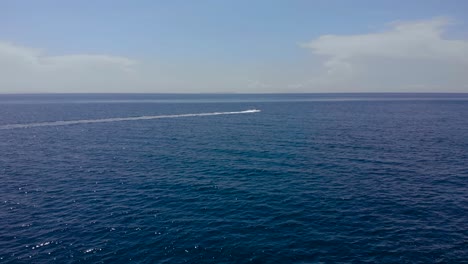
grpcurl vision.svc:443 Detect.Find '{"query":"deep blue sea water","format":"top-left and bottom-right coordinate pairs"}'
top-left (0, 93), bottom-right (467, 263)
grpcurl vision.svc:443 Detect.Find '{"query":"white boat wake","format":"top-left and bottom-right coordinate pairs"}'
top-left (0, 109), bottom-right (261, 130)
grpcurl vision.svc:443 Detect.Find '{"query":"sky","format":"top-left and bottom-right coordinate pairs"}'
top-left (1, 0), bottom-right (468, 93)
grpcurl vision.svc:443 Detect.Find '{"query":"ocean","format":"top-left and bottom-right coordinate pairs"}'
top-left (0, 93), bottom-right (467, 263)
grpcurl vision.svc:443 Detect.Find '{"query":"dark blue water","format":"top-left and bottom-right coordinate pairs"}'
top-left (1, 94), bottom-right (467, 263)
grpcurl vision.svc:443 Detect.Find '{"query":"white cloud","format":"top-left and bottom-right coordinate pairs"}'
top-left (0, 41), bottom-right (258, 93)
top-left (0, 42), bottom-right (142, 93)
top-left (302, 17), bottom-right (468, 92)
top-left (247, 80), bottom-right (271, 90)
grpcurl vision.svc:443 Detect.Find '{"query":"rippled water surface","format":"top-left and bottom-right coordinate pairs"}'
top-left (1, 94), bottom-right (467, 263)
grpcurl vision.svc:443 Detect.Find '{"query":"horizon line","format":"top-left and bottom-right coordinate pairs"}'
top-left (1, 92), bottom-right (468, 95)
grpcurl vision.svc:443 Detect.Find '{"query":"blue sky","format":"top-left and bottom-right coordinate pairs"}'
top-left (1, 0), bottom-right (468, 93)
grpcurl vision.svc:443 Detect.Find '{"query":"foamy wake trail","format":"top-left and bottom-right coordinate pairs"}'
top-left (0, 109), bottom-right (261, 130)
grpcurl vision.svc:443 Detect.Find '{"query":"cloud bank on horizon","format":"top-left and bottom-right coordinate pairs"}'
top-left (301, 17), bottom-right (468, 92)
top-left (1, 17), bottom-right (467, 93)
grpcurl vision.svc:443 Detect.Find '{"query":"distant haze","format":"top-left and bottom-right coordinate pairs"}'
top-left (1, 1), bottom-right (467, 93)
